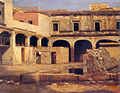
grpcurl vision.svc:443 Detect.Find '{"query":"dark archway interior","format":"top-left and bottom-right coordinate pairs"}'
top-left (74, 40), bottom-right (92, 62)
top-left (0, 31), bottom-right (10, 45)
top-left (41, 38), bottom-right (48, 47)
top-left (96, 40), bottom-right (118, 49)
top-left (16, 34), bottom-right (26, 46)
top-left (30, 36), bottom-right (38, 47)
top-left (53, 40), bottom-right (71, 62)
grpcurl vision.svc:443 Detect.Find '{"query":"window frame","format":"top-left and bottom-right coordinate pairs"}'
top-left (52, 22), bottom-right (59, 31)
top-left (73, 21), bottom-right (80, 31)
top-left (116, 21), bottom-right (120, 30)
top-left (28, 20), bottom-right (33, 24)
top-left (94, 21), bottom-right (101, 31)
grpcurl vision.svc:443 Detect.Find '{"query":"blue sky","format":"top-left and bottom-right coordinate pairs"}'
top-left (13, 0), bottom-right (120, 11)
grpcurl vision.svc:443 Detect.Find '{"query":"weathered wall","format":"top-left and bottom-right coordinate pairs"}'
top-left (38, 13), bottom-right (50, 36)
top-left (14, 47), bottom-right (36, 65)
top-left (13, 11), bottom-right (38, 26)
top-left (0, 47), bottom-right (12, 65)
top-left (50, 14), bottom-right (117, 35)
top-left (56, 47), bottom-right (69, 64)
top-left (14, 47), bottom-right (22, 65)
top-left (0, 0), bottom-right (13, 27)
top-left (100, 46), bottom-right (120, 61)
top-left (35, 47), bottom-right (69, 64)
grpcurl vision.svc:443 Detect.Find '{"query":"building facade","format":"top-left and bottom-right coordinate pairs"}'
top-left (0, 0), bottom-right (120, 65)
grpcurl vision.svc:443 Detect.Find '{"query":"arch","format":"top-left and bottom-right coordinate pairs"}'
top-left (16, 34), bottom-right (26, 46)
top-left (0, 31), bottom-right (11, 45)
top-left (30, 36), bottom-right (38, 47)
top-left (96, 39), bottom-right (118, 49)
top-left (74, 40), bottom-right (92, 62)
top-left (53, 40), bottom-right (71, 62)
top-left (41, 37), bottom-right (49, 47)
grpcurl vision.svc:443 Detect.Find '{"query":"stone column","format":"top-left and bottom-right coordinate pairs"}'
top-left (83, 54), bottom-right (88, 75)
top-left (10, 31), bottom-right (16, 65)
top-left (48, 39), bottom-right (52, 47)
top-left (25, 36), bottom-right (30, 47)
top-left (37, 38), bottom-right (42, 47)
top-left (70, 47), bottom-right (74, 62)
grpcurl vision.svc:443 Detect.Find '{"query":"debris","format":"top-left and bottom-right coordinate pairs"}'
top-left (0, 80), bottom-right (4, 83)
top-left (52, 83), bottom-right (57, 86)
top-left (86, 48), bottom-right (119, 75)
top-left (7, 80), bottom-right (15, 84)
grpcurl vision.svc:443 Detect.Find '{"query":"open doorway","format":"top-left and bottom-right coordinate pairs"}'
top-left (51, 52), bottom-right (56, 64)
top-left (21, 48), bottom-right (25, 63)
top-left (36, 52), bottom-right (41, 64)
top-left (74, 40), bottom-right (92, 62)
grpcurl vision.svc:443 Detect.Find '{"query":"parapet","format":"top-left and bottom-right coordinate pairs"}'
top-left (89, 4), bottom-right (110, 11)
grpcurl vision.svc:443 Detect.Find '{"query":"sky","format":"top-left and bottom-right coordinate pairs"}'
top-left (13, 0), bottom-right (120, 11)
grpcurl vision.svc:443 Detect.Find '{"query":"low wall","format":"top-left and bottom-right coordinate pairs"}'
top-left (20, 72), bottom-right (120, 84)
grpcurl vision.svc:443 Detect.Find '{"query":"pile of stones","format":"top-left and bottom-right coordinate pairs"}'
top-left (86, 48), bottom-right (119, 75)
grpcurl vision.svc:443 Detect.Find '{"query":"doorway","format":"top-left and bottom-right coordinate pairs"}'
top-left (51, 52), bottom-right (56, 64)
top-left (21, 48), bottom-right (25, 63)
top-left (36, 52), bottom-right (41, 64)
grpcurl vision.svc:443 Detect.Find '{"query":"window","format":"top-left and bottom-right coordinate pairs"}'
top-left (95, 22), bottom-right (100, 31)
top-left (0, 11), bottom-right (1, 15)
top-left (53, 23), bottom-right (58, 31)
top-left (0, 2), bottom-right (4, 23)
top-left (19, 20), bottom-right (23, 22)
top-left (28, 21), bottom-right (33, 24)
top-left (74, 23), bottom-right (79, 31)
top-left (116, 22), bottom-right (120, 30)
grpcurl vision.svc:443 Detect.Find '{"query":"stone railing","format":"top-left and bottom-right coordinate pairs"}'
top-left (13, 20), bottom-right (39, 33)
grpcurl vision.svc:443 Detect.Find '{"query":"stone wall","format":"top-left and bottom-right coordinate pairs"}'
top-left (35, 47), bottom-right (69, 64)
top-left (0, 47), bottom-right (12, 65)
top-left (38, 13), bottom-right (50, 36)
top-left (13, 11), bottom-right (39, 26)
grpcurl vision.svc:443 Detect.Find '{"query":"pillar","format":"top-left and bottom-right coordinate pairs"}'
top-left (25, 36), bottom-right (30, 47)
top-left (37, 38), bottom-right (42, 47)
top-left (83, 54), bottom-right (88, 75)
top-left (10, 31), bottom-right (16, 65)
top-left (70, 47), bottom-right (74, 62)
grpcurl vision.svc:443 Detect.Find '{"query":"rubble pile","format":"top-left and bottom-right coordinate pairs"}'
top-left (86, 48), bottom-right (119, 75)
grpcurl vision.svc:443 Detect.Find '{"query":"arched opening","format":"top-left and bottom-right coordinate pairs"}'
top-left (41, 38), bottom-right (49, 47)
top-left (96, 40), bottom-right (118, 49)
top-left (74, 40), bottom-right (92, 62)
top-left (16, 34), bottom-right (26, 46)
top-left (0, 31), bottom-right (11, 45)
top-left (53, 40), bottom-right (71, 62)
top-left (30, 36), bottom-right (38, 47)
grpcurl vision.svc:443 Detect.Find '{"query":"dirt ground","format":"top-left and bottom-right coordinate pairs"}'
top-left (0, 83), bottom-right (119, 93)
top-left (0, 64), bottom-right (119, 93)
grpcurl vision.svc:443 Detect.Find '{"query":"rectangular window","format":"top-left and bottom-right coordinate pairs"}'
top-left (74, 23), bottom-right (79, 31)
top-left (0, 2), bottom-right (4, 24)
top-left (116, 22), bottom-right (120, 30)
top-left (95, 22), bottom-right (100, 31)
top-left (28, 21), bottom-right (33, 24)
top-left (53, 23), bottom-right (58, 31)
top-left (19, 20), bottom-right (23, 22)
